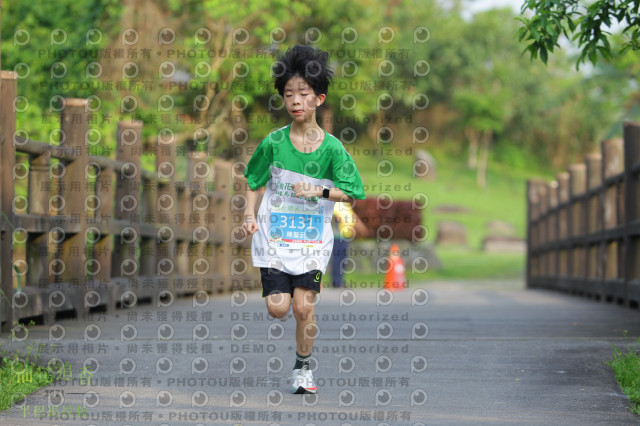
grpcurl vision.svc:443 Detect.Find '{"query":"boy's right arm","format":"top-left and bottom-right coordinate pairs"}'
top-left (243, 188), bottom-right (259, 235)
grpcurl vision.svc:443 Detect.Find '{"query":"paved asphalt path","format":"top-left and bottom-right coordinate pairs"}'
top-left (1, 279), bottom-right (639, 425)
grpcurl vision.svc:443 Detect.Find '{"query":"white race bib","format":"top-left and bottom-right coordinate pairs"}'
top-left (268, 203), bottom-right (324, 249)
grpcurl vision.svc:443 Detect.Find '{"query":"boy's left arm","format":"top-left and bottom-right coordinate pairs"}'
top-left (291, 182), bottom-right (353, 203)
top-left (292, 145), bottom-right (364, 203)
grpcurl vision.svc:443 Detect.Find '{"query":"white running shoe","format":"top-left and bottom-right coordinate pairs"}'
top-left (291, 366), bottom-right (317, 394)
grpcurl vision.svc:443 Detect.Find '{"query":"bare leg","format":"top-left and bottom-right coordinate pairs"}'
top-left (292, 287), bottom-right (318, 356)
top-left (265, 292), bottom-right (291, 319)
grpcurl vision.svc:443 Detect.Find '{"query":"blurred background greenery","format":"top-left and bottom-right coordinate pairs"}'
top-left (1, 0), bottom-right (638, 281)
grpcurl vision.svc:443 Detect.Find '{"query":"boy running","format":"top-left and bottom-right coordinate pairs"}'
top-left (242, 44), bottom-right (365, 394)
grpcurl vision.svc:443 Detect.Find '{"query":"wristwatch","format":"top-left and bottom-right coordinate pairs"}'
top-left (322, 186), bottom-right (331, 199)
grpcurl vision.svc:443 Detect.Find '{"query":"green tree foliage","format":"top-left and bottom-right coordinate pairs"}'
top-left (0, 0), bottom-right (633, 170)
top-left (1, 1), bottom-right (120, 105)
top-left (452, 9), bottom-right (514, 184)
top-left (1, 1), bottom-right (121, 147)
top-left (518, 0), bottom-right (640, 68)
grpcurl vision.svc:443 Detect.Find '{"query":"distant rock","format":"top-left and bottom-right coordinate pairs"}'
top-left (432, 204), bottom-right (470, 214)
top-left (482, 235), bottom-right (526, 253)
top-left (414, 149), bottom-right (436, 181)
top-left (486, 220), bottom-right (516, 236)
top-left (407, 242), bottom-right (442, 270)
top-left (436, 221), bottom-right (468, 246)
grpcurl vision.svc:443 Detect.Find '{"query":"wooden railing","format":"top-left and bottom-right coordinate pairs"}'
top-left (526, 122), bottom-right (640, 308)
top-left (0, 71), bottom-right (259, 332)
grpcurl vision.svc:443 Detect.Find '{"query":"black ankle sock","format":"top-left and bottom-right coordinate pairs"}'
top-left (294, 352), bottom-right (310, 370)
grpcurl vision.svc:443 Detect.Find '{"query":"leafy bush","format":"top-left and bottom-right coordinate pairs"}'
top-left (352, 198), bottom-right (423, 241)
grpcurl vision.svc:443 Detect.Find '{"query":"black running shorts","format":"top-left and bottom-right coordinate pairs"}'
top-left (260, 268), bottom-right (322, 297)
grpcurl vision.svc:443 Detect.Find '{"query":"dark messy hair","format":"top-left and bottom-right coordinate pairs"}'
top-left (272, 44), bottom-right (334, 96)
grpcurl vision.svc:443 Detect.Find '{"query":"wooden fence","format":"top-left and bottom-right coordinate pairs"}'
top-left (526, 121), bottom-right (640, 308)
top-left (0, 71), bottom-right (260, 332)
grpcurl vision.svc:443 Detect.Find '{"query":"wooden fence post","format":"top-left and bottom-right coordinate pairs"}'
top-left (214, 160), bottom-right (233, 293)
top-left (602, 138), bottom-right (624, 302)
top-left (112, 121), bottom-right (142, 305)
top-left (0, 71), bottom-right (17, 332)
top-left (557, 172), bottom-right (570, 291)
top-left (526, 180), bottom-right (535, 288)
top-left (207, 186), bottom-right (220, 293)
top-left (27, 149), bottom-right (51, 290)
top-left (527, 180), bottom-right (547, 287)
top-left (537, 181), bottom-right (549, 278)
top-left (156, 132), bottom-right (177, 297)
top-left (568, 164), bottom-right (587, 293)
top-left (175, 180), bottom-right (192, 294)
top-left (538, 181), bottom-right (549, 243)
top-left (585, 152), bottom-right (603, 299)
top-left (231, 163), bottom-right (257, 291)
top-left (189, 150), bottom-right (209, 293)
top-left (139, 168), bottom-right (158, 300)
top-left (93, 157), bottom-right (115, 311)
top-left (0, 0), bottom-right (2, 71)
top-left (623, 122), bottom-right (640, 307)
top-left (548, 180), bottom-right (559, 283)
top-left (58, 98), bottom-right (90, 317)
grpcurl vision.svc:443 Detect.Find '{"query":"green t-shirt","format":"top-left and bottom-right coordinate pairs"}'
top-left (243, 124), bottom-right (365, 275)
top-left (245, 124), bottom-right (365, 199)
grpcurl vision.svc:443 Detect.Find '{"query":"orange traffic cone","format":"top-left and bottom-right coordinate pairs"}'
top-left (383, 244), bottom-right (407, 291)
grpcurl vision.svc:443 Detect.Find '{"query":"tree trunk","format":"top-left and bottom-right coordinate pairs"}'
top-left (367, 110), bottom-right (385, 143)
top-left (231, 108), bottom-right (248, 161)
top-left (477, 129), bottom-right (492, 188)
top-left (465, 126), bottom-right (478, 169)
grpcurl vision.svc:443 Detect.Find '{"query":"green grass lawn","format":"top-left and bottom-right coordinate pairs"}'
top-left (422, 247), bottom-right (525, 280)
top-left (352, 145), bottom-right (542, 247)
top-left (349, 143), bottom-right (549, 280)
top-left (0, 342), bottom-right (54, 412)
top-left (608, 340), bottom-right (640, 414)
top-left (342, 248), bottom-right (525, 288)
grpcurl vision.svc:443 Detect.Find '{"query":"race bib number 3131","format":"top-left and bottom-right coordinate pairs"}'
top-left (268, 208), bottom-right (324, 248)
